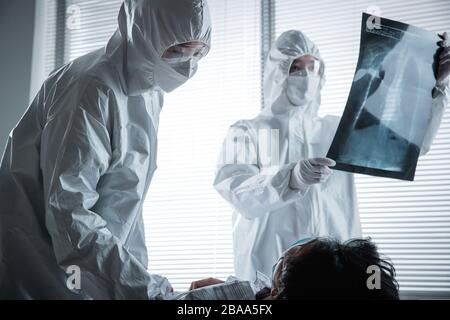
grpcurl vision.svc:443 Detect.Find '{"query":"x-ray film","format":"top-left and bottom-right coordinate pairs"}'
top-left (327, 13), bottom-right (441, 181)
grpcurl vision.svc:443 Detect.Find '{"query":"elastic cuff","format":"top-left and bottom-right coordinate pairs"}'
top-left (288, 173), bottom-right (310, 195)
top-left (433, 81), bottom-right (449, 99)
top-left (437, 78), bottom-right (450, 92)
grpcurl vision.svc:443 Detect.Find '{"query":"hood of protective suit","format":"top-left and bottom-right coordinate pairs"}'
top-left (106, 0), bottom-right (212, 96)
top-left (263, 30), bottom-right (325, 117)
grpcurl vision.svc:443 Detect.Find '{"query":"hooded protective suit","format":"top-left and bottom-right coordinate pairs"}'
top-left (0, 0), bottom-right (211, 299)
top-left (213, 30), bottom-right (449, 281)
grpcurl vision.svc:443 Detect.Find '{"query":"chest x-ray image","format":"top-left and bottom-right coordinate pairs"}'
top-left (327, 13), bottom-right (441, 181)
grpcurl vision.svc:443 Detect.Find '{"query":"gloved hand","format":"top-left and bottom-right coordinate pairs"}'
top-left (290, 157), bottom-right (336, 192)
top-left (433, 32), bottom-right (450, 98)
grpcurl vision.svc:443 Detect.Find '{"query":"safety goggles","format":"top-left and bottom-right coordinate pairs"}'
top-left (162, 41), bottom-right (209, 64)
top-left (289, 56), bottom-right (323, 77)
top-left (271, 237), bottom-right (315, 281)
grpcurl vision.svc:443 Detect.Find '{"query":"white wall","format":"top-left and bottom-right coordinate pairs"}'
top-left (0, 0), bottom-right (36, 152)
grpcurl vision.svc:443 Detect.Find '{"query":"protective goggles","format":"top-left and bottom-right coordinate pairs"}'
top-left (271, 237), bottom-right (315, 281)
top-left (289, 56), bottom-right (323, 77)
top-left (162, 41), bottom-right (209, 64)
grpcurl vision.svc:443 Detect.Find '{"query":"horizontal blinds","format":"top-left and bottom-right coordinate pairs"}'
top-left (144, 0), bottom-right (261, 290)
top-left (64, 0), bottom-right (123, 61)
top-left (275, 0), bottom-right (450, 298)
top-left (42, 0), bottom-right (57, 76)
top-left (51, 0), bottom-right (261, 291)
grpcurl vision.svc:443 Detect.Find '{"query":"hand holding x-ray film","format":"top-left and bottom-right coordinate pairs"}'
top-left (327, 13), bottom-right (447, 181)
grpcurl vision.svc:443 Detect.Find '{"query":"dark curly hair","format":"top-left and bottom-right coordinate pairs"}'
top-left (277, 238), bottom-right (399, 300)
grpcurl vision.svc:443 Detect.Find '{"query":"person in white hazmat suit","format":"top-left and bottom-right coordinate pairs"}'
top-left (214, 30), bottom-right (450, 281)
top-left (0, 0), bottom-right (211, 299)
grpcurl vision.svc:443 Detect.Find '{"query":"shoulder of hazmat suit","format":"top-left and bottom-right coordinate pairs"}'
top-left (0, 0), bottom-right (211, 299)
top-left (213, 30), bottom-right (362, 281)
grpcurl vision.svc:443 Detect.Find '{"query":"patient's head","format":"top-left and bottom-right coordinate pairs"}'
top-left (265, 238), bottom-right (399, 300)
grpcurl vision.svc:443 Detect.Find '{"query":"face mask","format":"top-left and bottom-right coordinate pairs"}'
top-left (153, 59), bottom-right (198, 93)
top-left (286, 74), bottom-right (321, 106)
top-left (167, 59), bottom-right (199, 78)
top-left (271, 237), bottom-right (315, 282)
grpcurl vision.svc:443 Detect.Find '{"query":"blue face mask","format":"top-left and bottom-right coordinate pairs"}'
top-left (271, 237), bottom-right (315, 281)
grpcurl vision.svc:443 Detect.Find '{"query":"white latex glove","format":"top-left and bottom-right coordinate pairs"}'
top-left (289, 157), bottom-right (336, 192)
top-left (434, 32), bottom-right (450, 98)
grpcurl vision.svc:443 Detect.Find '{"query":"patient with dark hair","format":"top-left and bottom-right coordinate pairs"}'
top-left (188, 237), bottom-right (399, 300)
top-left (258, 237), bottom-right (399, 300)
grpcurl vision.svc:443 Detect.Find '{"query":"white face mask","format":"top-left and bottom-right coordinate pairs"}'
top-left (169, 59), bottom-right (199, 79)
top-left (154, 59), bottom-right (198, 93)
top-left (286, 74), bottom-right (321, 106)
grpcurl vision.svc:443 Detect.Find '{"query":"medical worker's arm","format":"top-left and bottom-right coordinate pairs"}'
top-left (214, 123), bottom-right (305, 220)
top-left (420, 32), bottom-right (450, 156)
top-left (40, 101), bottom-right (171, 299)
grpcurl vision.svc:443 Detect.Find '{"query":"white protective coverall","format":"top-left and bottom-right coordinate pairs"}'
top-left (214, 30), bottom-right (449, 281)
top-left (0, 0), bottom-right (211, 299)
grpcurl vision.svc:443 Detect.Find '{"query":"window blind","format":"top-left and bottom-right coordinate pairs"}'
top-left (274, 0), bottom-right (450, 299)
top-left (42, 0), bottom-right (58, 77)
top-left (43, 0), bottom-right (261, 291)
top-left (144, 0), bottom-right (261, 290)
